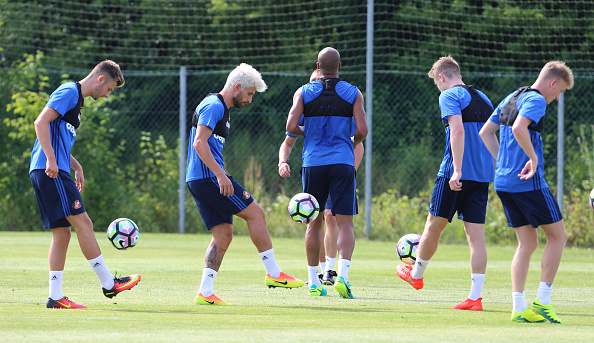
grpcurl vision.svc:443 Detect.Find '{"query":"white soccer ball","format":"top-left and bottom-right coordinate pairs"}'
top-left (107, 218), bottom-right (140, 250)
top-left (288, 193), bottom-right (320, 224)
top-left (397, 233), bottom-right (421, 265)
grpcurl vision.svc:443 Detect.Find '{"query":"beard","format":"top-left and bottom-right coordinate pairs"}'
top-left (233, 94), bottom-right (247, 108)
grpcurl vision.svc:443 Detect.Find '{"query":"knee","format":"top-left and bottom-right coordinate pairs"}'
top-left (250, 202), bottom-right (266, 220)
top-left (213, 227), bottom-right (233, 246)
top-left (551, 229), bottom-right (568, 246)
top-left (518, 239), bottom-right (539, 253)
top-left (54, 228), bottom-right (72, 241)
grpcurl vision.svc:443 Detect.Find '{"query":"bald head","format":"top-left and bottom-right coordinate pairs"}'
top-left (317, 47), bottom-right (341, 75)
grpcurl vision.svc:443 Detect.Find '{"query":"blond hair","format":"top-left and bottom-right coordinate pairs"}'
top-left (310, 69), bottom-right (321, 82)
top-left (538, 61), bottom-right (574, 90)
top-left (224, 63), bottom-right (267, 92)
top-left (428, 56), bottom-right (461, 79)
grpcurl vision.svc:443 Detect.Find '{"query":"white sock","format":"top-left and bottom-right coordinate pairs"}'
top-left (325, 257), bottom-right (336, 272)
top-left (411, 257), bottom-right (430, 280)
top-left (88, 254), bottom-right (114, 289)
top-left (259, 248), bottom-right (281, 278)
top-left (537, 282), bottom-right (553, 305)
top-left (198, 268), bottom-right (217, 297)
top-left (513, 291), bottom-right (527, 313)
top-left (319, 261), bottom-right (326, 274)
top-left (338, 259), bottom-right (351, 283)
top-left (49, 271), bottom-right (64, 300)
top-left (468, 273), bottom-right (485, 300)
top-left (308, 266), bottom-right (321, 287)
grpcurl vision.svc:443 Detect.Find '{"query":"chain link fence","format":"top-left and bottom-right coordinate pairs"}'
top-left (4, 67), bottom-right (593, 235)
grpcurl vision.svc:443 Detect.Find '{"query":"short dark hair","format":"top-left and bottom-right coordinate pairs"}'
top-left (94, 60), bottom-right (125, 87)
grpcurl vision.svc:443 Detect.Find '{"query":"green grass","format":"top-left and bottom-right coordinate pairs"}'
top-left (1, 231), bottom-right (593, 342)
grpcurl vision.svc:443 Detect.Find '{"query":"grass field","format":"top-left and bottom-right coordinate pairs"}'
top-left (1, 231), bottom-right (593, 342)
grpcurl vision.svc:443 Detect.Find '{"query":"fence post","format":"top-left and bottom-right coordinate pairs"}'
top-left (557, 92), bottom-right (565, 212)
top-left (179, 66), bottom-right (187, 233)
top-left (364, 0), bottom-right (374, 237)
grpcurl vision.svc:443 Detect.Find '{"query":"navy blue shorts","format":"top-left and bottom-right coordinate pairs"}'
top-left (497, 188), bottom-right (563, 228)
top-left (30, 169), bottom-right (86, 230)
top-left (325, 194), bottom-right (333, 211)
top-left (187, 176), bottom-right (254, 230)
top-left (429, 176), bottom-right (489, 223)
top-left (302, 164), bottom-right (358, 215)
top-left (323, 170), bottom-right (358, 211)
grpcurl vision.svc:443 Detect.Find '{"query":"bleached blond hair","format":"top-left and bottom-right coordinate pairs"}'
top-left (224, 63), bottom-right (267, 92)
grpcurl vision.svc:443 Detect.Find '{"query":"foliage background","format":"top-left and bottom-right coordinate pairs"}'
top-left (1, 1), bottom-right (593, 247)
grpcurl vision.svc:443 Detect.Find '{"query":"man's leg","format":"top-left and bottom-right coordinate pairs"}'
top-left (236, 202), bottom-right (303, 288)
top-left (195, 223), bottom-right (233, 305)
top-left (322, 209), bottom-right (339, 285)
top-left (452, 222), bottom-right (487, 310)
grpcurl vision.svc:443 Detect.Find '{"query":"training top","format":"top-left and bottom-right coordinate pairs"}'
top-left (29, 81), bottom-right (84, 173)
top-left (286, 115), bottom-right (356, 138)
top-left (488, 87), bottom-right (548, 192)
top-left (300, 78), bottom-right (358, 167)
top-left (186, 94), bottom-right (229, 182)
top-left (437, 85), bottom-right (495, 182)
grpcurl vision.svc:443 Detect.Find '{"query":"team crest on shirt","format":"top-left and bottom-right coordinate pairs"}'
top-left (73, 200), bottom-right (81, 209)
top-left (243, 191), bottom-right (251, 199)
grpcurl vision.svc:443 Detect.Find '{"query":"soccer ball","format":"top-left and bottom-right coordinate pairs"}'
top-left (107, 218), bottom-right (139, 250)
top-left (397, 233), bottom-right (421, 265)
top-left (589, 188), bottom-right (594, 209)
top-left (288, 193), bottom-right (320, 224)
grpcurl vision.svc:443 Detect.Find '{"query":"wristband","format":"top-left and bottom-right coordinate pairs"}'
top-left (278, 161), bottom-right (287, 167)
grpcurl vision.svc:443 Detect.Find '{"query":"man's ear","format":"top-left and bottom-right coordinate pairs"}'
top-left (549, 78), bottom-right (557, 88)
top-left (97, 74), bottom-right (106, 84)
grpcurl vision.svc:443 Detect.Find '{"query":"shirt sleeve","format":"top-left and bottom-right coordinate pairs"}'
top-left (196, 99), bottom-right (224, 130)
top-left (518, 92), bottom-right (547, 125)
top-left (438, 88), bottom-right (463, 123)
top-left (46, 84), bottom-right (79, 117)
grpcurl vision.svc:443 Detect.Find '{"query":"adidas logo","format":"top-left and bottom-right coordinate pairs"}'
top-left (207, 273), bottom-right (214, 278)
top-left (262, 256), bottom-right (268, 260)
top-left (93, 262), bottom-right (101, 268)
top-left (51, 275), bottom-right (58, 280)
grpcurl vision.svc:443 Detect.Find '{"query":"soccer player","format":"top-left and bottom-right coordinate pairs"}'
top-left (30, 60), bottom-right (141, 309)
top-left (396, 56), bottom-right (494, 311)
top-left (479, 61), bottom-right (573, 323)
top-left (187, 63), bottom-right (304, 306)
top-left (286, 47), bottom-right (368, 298)
top-left (279, 69), bottom-right (364, 287)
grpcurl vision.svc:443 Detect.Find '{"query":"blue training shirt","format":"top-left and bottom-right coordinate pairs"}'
top-left (437, 86), bottom-right (494, 182)
top-left (186, 95), bottom-right (228, 182)
top-left (29, 82), bottom-right (82, 173)
top-left (301, 79), bottom-right (358, 167)
top-left (489, 89), bottom-right (548, 192)
top-left (285, 114), bottom-right (356, 139)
